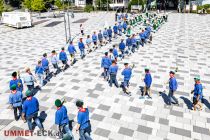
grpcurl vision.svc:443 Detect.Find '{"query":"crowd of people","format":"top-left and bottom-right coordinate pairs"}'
top-left (7, 12), bottom-right (204, 140)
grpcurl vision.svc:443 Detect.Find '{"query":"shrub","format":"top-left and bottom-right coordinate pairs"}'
top-left (203, 4), bottom-right (210, 10)
top-left (84, 5), bottom-right (94, 13)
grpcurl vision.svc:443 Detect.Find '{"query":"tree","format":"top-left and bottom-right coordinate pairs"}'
top-left (23, 0), bottom-right (32, 10)
top-left (128, 0), bottom-right (145, 11)
top-left (55, 0), bottom-right (62, 10)
top-left (31, 0), bottom-right (45, 12)
top-left (95, 0), bottom-right (112, 10)
top-left (0, 0), bottom-right (4, 14)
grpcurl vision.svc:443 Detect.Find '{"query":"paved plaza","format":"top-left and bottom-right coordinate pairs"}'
top-left (0, 12), bottom-right (210, 140)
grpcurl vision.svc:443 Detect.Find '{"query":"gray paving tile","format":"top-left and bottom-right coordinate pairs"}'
top-left (170, 126), bottom-right (191, 137)
top-left (137, 125), bottom-right (152, 134)
top-left (111, 113), bottom-right (121, 120)
top-left (88, 93), bottom-right (99, 98)
top-left (94, 128), bottom-right (111, 138)
top-left (141, 114), bottom-right (155, 122)
top-left (193, 125), bottom-right (210, 135)
top-left (170, 110), bottom-right (183, 117)
top-left (55, 90), bottom-right (66, 95)
top-left (159, 118), bottom-right (169, 125)
top-left (129, 106), bottom-right (142, 113)
top-left (91, 113), bottom-right (105, 121)
top-left (98, 104), bottom-right (111, 111)
top-left (118, 127), bottom-right (134, 137)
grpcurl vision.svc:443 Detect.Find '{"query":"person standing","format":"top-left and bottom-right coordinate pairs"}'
top-left (121, 63), bottom-right (132, 95)
top-left (55, 99), bottom-right (74, 139)
top-left (191, 77), bottom-right (203, 111)
top-left (107, 26), bottom-right (112, 42)
top-left (51, 50), bottom-right (60, 76)
top-left (103, 28), bottom-right (108, 45)
top-left (126, 35), bottom-right (132, 56)
top-left (131, 34), bottom-right (137, 53)
top-left (9, 71), bottom-right (23, 92)
top-left (9, 84), bottom-right (23, 121)
top-left (75, 100), bottom-right (92, 140)
top-left (80, 24), bottom-right (84, 35)
top-left (68, 41), bottom-right (77, 65)
top-left (78, 37), bottom-right (86, 59)
top-left (168, 71), bottom-right (179, 105)
top-left (98, 30), bottom-right (103, 47)
top-left (59, 47), bottom-right (69, 71)
top-left (22, 90), bottom-right (43, 130)
top-left (113, 23), bottom-right (118, 38)
top-left (92, 32), bottom-right (98, 50)
top-left (142, 68), bottom-right (152, 98)
top-left (86, 35), bottom-right (92, 54)
top-left (113, 45), bottom-right (118, 62)
top-left (108, 60), bottom-right (119, 88)
top-left (101, 52), bottom-right (112, 80)
top-left (119, 39), bottom-right (126, 60)
top-left (41, 53), bottom-right (50, 80)
top-left (23, 67), bottom-right (36, 91)
top-left (35, 60), bottom-right (44, 87)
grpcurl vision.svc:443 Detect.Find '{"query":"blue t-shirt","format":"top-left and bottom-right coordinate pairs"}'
top-left (169, 77), bottom-right (178, 91)
top-left (144, 73), bottom-right (152, 87)
top-left (9, 91), bottom-right (23, 107)
top-left (126, 38), bottom-right (132, 46)
top-left (98, 33), bottom-right (103, 40)
top-left (113, 26), bottom-right (118, 33)
top-left (59, 51), bottom-right (68, 61)
top-left (78, 42), bottom-right (85, 50)
top-left (107, 29), bottom-right (112, 36)
top-left (121, 68), bottom-right (132, 81)
top-left (109, 65), bottom-right (118, 75)
top-left (9, 79), bottom-right (23, 92)
top-left (77, 108), bottom-right (90, 130)
top-left (41, 57), bottom-right (49, 70)
top-left (101, 56), bottom-right (112, 68)
top-left (35, 65), bottom-right (44, 74)
top-left (113, 48), bottom-right (118, 58)
top-left (55, 106), bottom-right (69, 125)
top-left (119, 42), bottom-right (125, 50)
top-left (22, 97), bottom-right (39, 117)
top-left (68, 45), bottom-right (77, 54)
top-left (92, 34), bottom-right (97, 42)
top-left (193, 83), bottom-right (203, 99)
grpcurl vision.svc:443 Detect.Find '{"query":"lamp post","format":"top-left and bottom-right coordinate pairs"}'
top-left (63, 0), bottom-right (68, 43)
top-left (107, 0), bottom-right (108, 12)
top-left (67, 0), bottom-right (71, 42)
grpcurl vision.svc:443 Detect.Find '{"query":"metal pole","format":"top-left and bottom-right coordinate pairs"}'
top-left (67, 0), bottom-right (71, 41)
top-left (63, 0), bottom-right (68, 43)
top-left (107, 0), bottom-right (108, 12)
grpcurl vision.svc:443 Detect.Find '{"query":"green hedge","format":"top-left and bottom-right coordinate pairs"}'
top-left (84, 5), bottom-right (94, 13)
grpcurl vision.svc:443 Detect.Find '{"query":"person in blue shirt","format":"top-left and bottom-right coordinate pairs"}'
top-left (143, 68), bottom-right (152, 98)
top-left (119, 39), bottom-right (126, 59)
top-left (9, 71), bottom-right (23, 92)
top-left (121, 63), bottom-right (133, 95)
top-left (9, 84), bottom-right (23, 121)
top-left (101, 52), bottom-right (112, 80)
top-left (86, 35), bottom-right (92, 54)
top-left (108, 60), bottom-right (119, 88)
top-left (123, 21), bottom-right (127, 33)
top-left (113, 45), bottom-right (118, 61)
top-left (68, 41), bottom-right (77, 65)
top-left (139, 30), bottom-right (146, 47)
top-left (98, 30), bottom-right (103, 47)
top-left (55, 99), bottom-right (74, 139)
top-left (51, 50), bottom-right (60, 76)
top-left (113, 23), bottom-right (118, 38)
top-left (168, 71), bottom-right (179, 105)
top-left (126, 36), bottom-right (132, 56)
top-left (107, 26), bottom-right (112, 42)
top-left (35, 60), bottom-right (44, 87)
top-left (103, 28), bottom-right (108, 45)
top-left (41, 53), bottom-right (50, 80)
top-left (118, 22), bottom-right (123, 36)
top-left (78, 37), bottom-right (86, 59)
top-left (22, 90), bottom-right (43, 130)
top-left (75, 100), bottom-right (92, 140)
top-left (59, 47), bottom-right (69, 71)
top-left (131, 34), bottom-right (137, 53)
top-left (92, 32), bottom-right (98, 50)
top-left (191, 77), bottom-right (203, 111)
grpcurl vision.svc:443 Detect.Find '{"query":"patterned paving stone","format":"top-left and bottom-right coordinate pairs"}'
top-left (118, 127), bottom-right (134, 137)
top-left (193, 125), bottom-right (210, 136)
top-left (94, 128), bottom-right (111, 138)
top-left (98, 104), bottom-right (111, 111)
top-left (91, 113), bottom-right (105, 121)
top-left (137, 125), bottom-right (152, 134)
top-left (111, 113), bottom-right (122, 120)
top-left (170, 126), bottom-right (191, 138)
top-left (141, 114), bottom-right (155, 122)
top-left (129, 106), bottom-right (142, 113)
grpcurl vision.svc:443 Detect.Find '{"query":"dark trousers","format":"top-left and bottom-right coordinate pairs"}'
top-left (104, 68), bottom-right (109, 79)
top-left (109, 74), bottom-right (119, 87)
top-left (13, 106), bottom-right (22, 120)
top-left (168, 90), bottom-right (179, 105)
top-left (27, 84), bottom-right (34, 91)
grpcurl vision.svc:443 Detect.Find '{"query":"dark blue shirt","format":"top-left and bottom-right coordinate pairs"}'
top-left (35, 65), bottom-right (44, 74)
top-left (98, 33), bottom-right (103, 40)
top-left (169, 77), bottom-right (178, 91)
top-left (78, 42), bottom-right (85, 50)
top-left (144, 73), bottom-right (152, 87)
top-left (121, 68), bottom-right (132, 81)
top-left (113, 26), bottom-right (118, 33)
top-left (92, 34), bottom-right (97, 42)
top-left (101, 56), bottom-right (112, 68)
top-left (55, 106), bottom-right (69, 125)
top-left (77, 108), bottom-right (90, 130)
top-left (41, 57), bottom-right (49, 70)
top-left (59, 51), bottom-right (68, 61)
top-left (131, 38), bottom-right (137, 45)
top-left (9, 79), bottom-right (23, 92)
top-left (113, 48), bottom-right (118, 58)
top-left (107, 29), bottom-right (112, 36)
top-left (119, 42), bottom-right (126, 50)
top-left (140, 32), bottom-right (146, 39)
top-left (193, 83), bottom-right (203, 99)
top-left (68, 44), bottom-right (77, 54)
top-left (109, 65), bottom-right (118, 75)
top-left (22, 97), bottom-right (39, 117)
top-left (118, 24), bottom-right (123, 30)
top-left (123, 22), bottom-right (127, 29)
top-left (126, 38), bottom-right (132, 46)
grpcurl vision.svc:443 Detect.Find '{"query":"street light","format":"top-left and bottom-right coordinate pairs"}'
top-left (63, 0), bottom-right (68, 43)
top-left (107, 0), bottom-right (108, 12)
